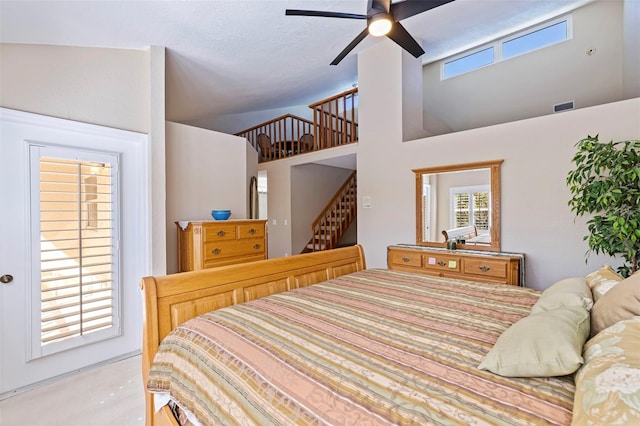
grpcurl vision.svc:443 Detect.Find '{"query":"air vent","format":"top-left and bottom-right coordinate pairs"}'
top-left (553, 101), bottom-right (575, 113)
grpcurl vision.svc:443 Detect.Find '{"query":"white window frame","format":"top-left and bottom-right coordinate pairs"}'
top-left (29, 144), bottom-right (122, 359)
top-left (442, 46), bottom-right (495, 79)
top-left (422, 183), bottom-right (432, 241)
top-left (450, 185), bottom-right (491, 233)
top-left (441, 15), bottom-right (572, 80)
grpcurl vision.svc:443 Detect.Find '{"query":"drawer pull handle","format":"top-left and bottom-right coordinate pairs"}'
top-left (211, 248), bottom-right (221, 255)
top-left (217, 231), bottom-right (226, 237)
top-left (402, 257), bottom-right (410, 263)
top-left (253, 244), bottom-right (261, 250)
top-left (437, 261), bottom-right (447, 267)
top-left (248, 228), bottom-right (257, 234)
top-left (479, 265), bottom-right (491, 272)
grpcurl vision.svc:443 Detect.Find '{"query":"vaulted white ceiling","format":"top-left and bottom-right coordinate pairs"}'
top-left (1, 0), bottom-right (596, 125)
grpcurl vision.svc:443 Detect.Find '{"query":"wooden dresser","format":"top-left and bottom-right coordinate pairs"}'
top-left (387, 245), bottom-right (524, 286)
top-left (177, 220), bottom-right (267, 272)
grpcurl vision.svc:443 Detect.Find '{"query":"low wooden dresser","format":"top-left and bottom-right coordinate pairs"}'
top-left (388, 245), bottom-right (524, 286)
top-left (177, 219), bottom-right (267, 272)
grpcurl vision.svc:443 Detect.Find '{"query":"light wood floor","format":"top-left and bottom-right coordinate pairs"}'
top-left (0, 355), bottom-right (144, 426)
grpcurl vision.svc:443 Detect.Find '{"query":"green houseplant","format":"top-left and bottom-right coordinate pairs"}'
top-left (566, 135), bottom-right (640, 277)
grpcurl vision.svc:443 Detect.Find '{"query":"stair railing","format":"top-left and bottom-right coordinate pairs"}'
top-left (307, 171), bottom-right (357, 252)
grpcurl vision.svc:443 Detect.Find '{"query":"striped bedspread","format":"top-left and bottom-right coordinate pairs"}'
top-left (147, 269), bottom-right (575, 425)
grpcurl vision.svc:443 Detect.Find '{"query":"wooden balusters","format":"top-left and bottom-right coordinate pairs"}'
top-left (235, 88), bottom-right (358, 163)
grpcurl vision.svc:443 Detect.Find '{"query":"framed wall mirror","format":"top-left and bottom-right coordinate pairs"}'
top-left (413, 160), bottom-right (503, 252)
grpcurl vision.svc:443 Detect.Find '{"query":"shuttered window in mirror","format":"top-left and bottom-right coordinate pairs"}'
top-left (451, 185), bottom-right (490, 232)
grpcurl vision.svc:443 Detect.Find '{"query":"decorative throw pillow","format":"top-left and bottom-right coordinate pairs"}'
top-left (590, 272), bottom-right (640, 337)
top-left (478, 305), bottom-right (590, 377)
top-left (586, 264), bottom-right (624, 302)
top-left (530, 277), bottom-right (593, 314)
top-left (572, 317), bottom-right (640, 426)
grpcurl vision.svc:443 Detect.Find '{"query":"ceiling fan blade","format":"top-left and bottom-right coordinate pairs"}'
top-left (391, 0), bottom-right (455, 22)
top-left (285, 9), bottom-right (367, 20)
top-left (386, 21), bottom-right (425, 58)
top-left (330, 28), bottom-right (370, 66)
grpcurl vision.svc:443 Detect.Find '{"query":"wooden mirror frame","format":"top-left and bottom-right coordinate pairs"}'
top-left (413, 159), bottom-right (503, 252)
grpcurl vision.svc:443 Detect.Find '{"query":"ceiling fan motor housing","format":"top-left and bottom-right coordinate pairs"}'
top-left (285, 0), bottom-right (456, 65)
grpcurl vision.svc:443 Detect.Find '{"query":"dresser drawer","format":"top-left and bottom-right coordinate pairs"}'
top-left (423, 254), bottom-right (462, 273)
top-left (203, 224), bottom-right (237, 241)
top-left (204, 239), bottom-right (265, 261)
top-left (389, 250), bottom-right (422, 267)
top-left (238, 223), bottom-right (265, 239)
top-left (463, 257), bottom-right (508, 279)
top-left (387, 246), bottom-right (522, 286)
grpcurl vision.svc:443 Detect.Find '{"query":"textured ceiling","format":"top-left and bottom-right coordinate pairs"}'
top-left (0, 0), bottom-right (596, 125)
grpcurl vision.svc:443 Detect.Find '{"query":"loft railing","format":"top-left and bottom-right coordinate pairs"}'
top-left (305, 171), bottom-right (357, 252)
top-left (235, 114), bottom-right (314, 162)
top-left (235, 88), bottom-right (358, 163)
top-left (309, 87), bottom-right (358, 150)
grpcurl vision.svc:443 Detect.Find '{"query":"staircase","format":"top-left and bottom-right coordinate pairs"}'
top-left (303, 171), bottom-right (357, 253)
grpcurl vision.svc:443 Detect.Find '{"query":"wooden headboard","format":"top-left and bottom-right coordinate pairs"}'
top-left (140, 244), bottom-right (366, 426)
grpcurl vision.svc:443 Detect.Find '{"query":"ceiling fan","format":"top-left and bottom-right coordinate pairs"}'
top-left (285, 0), bottom-right (455, 65)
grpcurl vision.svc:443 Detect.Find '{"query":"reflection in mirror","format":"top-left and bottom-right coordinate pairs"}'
top-left (414, 160), bottom-right (503, 252)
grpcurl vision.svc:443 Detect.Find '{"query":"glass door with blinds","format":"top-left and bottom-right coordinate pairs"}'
top-left (30, 146), bottom-right (121, 358)
top-left (1, 108), bottom-right (148, 395)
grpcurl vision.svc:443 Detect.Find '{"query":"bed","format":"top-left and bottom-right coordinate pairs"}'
top-left (141, 245), bottom-right (640, 426)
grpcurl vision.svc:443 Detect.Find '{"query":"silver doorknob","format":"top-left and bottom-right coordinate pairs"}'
top-left (0, 274), bottom-right (13, 284)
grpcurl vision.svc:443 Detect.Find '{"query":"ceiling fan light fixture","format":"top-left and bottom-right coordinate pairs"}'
top-left (368, 13), bottom-right (392, 37)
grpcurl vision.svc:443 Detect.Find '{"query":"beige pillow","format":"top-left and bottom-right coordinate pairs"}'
top-left (572, 317), bottom-right (640, 425)
top-left (586, 264), bottom-right (624, 302)
top-left (530, 277), bottom-right (593, 314)
top-left (590, 272), bottom-right (640, 337)
top-left (478, 305), bottom-right (590, 377)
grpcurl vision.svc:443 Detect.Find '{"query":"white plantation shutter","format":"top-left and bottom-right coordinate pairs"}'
top-left (453, 192), bottom-right (471, 227)
top-left (30, 146), bottom-right (120, 358)
top-left (450, 185), bottom-right (491, 232)
top-left (473, 191), bottom-right (490, 231)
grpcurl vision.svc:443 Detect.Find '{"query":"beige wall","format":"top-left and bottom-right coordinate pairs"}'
top-left (0, 44), bottom-right (149, 133)
top-left (148, 46), bottom-right (167, 276)
top-left (357, 39), bottom-right (640, 290)
top-left (165, 121), bottom-right (256, 273)
top-left (623, 0), bottom-right (640, 97)
top-left (422, 0), bottom-right (625, 135)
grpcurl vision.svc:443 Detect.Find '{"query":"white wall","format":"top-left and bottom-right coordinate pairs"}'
top-left (357, 39), bottom-right (640, 290)
top-left (165, 121), bottom-right (256, 273)
top-left (422, 0), bottom-right (625, 135)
